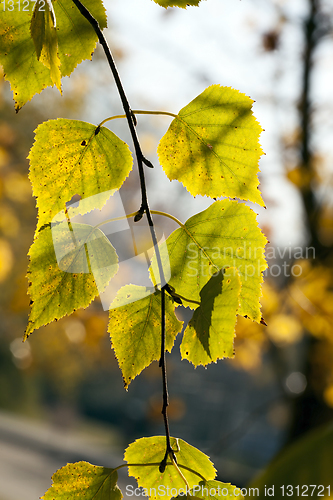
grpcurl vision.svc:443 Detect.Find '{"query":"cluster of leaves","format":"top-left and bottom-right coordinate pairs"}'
top-left (23, 86), bottom-right (267, 382)
top-left (42, 437), bottom-right (243, 500)
top-left (0, 0), bottom-right (267, 498)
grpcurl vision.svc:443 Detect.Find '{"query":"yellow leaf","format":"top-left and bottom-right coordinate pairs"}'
top-left (267, 314), bottom-right (303, 346)
top-left (158, 85), bottom-right (265, 206)
top-left (30, 0), bottom-right (61, 91)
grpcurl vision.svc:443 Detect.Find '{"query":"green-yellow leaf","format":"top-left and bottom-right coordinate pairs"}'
top-left (25, 223), bottom-right (118, 338)
top-left (158, 85), bottom-right (264, 206)
top-left (152, 0), bottom-right (201, 7)
top-left (108, 286), bottom-right (183, 388)
top-left (155, 200), bottom-right (267, 322)
top-left (0, 0), bottom-right (106, 110)
top-left (180, 267), bottom-right (241, 367)
top-left (125, 436), bottom-right (216, 500)
top-left (30, 0), bottom-right (61, 90)
top-left (190, 480), bottom-right (244, 500)
top-left (41, 461), bottom-right (122, 500)
top-left (28, 119), bottom-right (133, 230)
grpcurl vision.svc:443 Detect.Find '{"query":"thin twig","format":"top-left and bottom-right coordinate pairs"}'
top-left (159, 286), bottom-right (177, 472)
top-left (71, 0), bottom-right (172, 463)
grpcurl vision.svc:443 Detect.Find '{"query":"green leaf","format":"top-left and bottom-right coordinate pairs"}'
top-left (0, 0), bottom-right (107, 110)
top-left (158, 85), bottom-right (264, 206)
top-left (30, 0), bottom-right (61, 90)
top-left (28, 119), bottom-right (133, 230)
top-left (180, 267), bottom-right (241, 367)
top-left (249, 422), bottom-right (333, 497)
top-left (25, 223), bottom-right (118, 338)
top-left (125, 436), bottom-right (216, 500)
top-left (30, 1), bottom-right (56, 60)
top-left (190, 480), bottom-right (244, 499)
top-left (108, 286), bottom-right (183, 388)
top-left (152, 0), bottom-right (201, 7)
top-left (156, 200), bottom-right (267, 322)
top-left (41, 461), bottom-right (122, 500)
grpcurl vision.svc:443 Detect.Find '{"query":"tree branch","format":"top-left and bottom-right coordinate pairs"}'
top-left (72, 0), bottom-right (171, 461)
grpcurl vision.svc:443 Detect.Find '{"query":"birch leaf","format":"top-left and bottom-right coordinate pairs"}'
top-left (41, 461), bottom-right (122, 500)
top-left (153, 200), bottom-right (267, 322)
top-left (108, 286), bottom-right (183, 388)
top-left (0, 0), bottom-right (106, 110)
top-left (158, 85), bottom-right (264, 206)
top-left (25, 223), bottom-right (118, 338)
top-left (28, 119), bottom-right (133, 230)
top-left (125, 436), bottom-right (216, 500)
top-left (180, 267), bottom-right (241, 366)
top-left (30, 0), bottom-right (61, 90)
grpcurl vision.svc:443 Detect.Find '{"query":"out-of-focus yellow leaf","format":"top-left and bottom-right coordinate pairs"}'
top-left (4, 172), bottom-right (32, 203)
top-left (323, 385), bottom-right (333, 408)
top-left (0, 146), bottom-right (10, 168)
top-left (286, 166), bottom-right (313, 188)
top-left (0, 204), bottom-right (20, 237)
top-left (232, 315), bottom-right (268, 371)
top-left (267, 314), bottom-right (303, 346)
top-left (260, 282), bottom-right (280, 315)
top-left (318, 207), bottom-right (333, 246)
top-left (0, 238), bottom-right (13, 281)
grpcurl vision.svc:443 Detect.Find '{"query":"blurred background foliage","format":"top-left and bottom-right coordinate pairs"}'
top-left (0, 0), bottom-right (333, 497)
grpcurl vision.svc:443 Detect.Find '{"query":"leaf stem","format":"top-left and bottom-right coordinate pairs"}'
top-left (171, 293), bottom-right (201, 306)
top-left (170, 454), bottom-right (190, 491)
top-left (93, 210), bottom-right (184, 230)
top-left (151, 210), bottom-right (185, 228)
top-left (96, 110), bottom-right (177, 129)
top-left (93, 212), bottom-right (139, 229)
top-left (97, 114), bottom-right (129, 127)
top-left (132, 110), bottom-right (177, 119)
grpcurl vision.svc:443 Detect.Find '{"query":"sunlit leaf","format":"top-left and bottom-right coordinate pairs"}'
top-left (25, 223), bottom-right (118, 339)
top-left (190, 480), bottom-right (244, 499)
top-left (0, 0), bottom-right (106, 110)
top-left (108, 286), bottom-right (183, 388)
top-left (154, 200), bottom-right (267, 322)
top-left (41, 461), bottom-right (122, 500)
top-left (153, 0), bottom-right (201, 7)
top-left (30, 0), bottom-right (61, 90)
top-left (28, 119), bottom-right (133, 230)
top-left (249, 422), bottom-right (333, 497)
top-left (181, 268), bottom-right (241, 366)
top-left (125, 436), bottom-right (216, 500)
top-left (158, 85), bottom-right (264, 206)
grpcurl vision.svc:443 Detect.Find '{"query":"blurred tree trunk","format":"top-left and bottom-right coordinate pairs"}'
top-left (285, 0), bottom-right (333, 444)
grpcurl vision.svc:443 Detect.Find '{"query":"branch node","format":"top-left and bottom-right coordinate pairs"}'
top-left (142, 157), bottom-right (155, 169)
top-left (131, 110), bottom-right (137, 126)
